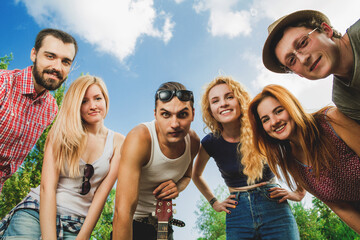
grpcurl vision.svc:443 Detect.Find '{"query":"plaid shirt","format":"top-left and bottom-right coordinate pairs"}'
top-left (0, 66), bottom-right (58, 192)
top-left (0, 195), bottom-right (84, 239)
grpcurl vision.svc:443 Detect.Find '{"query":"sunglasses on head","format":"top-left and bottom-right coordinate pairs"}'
top-left (156, 90), bottom-right (194, 103)
top-left (80, 163), bottom-right (94, 195)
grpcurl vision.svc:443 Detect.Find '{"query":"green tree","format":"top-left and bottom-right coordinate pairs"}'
top-left (0, 53), bottom-right (13, 69)
top-left (290, 201), bottom-right (325, 240)
top-left (290, 197), bottom-right (360, 240)
top-left (312, 198), bottom-right (360, 240)
top-left (194, 185), bottom-right (227, 240)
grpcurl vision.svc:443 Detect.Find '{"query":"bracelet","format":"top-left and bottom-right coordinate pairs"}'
top-left (209, 197), bottom-right (217, 206)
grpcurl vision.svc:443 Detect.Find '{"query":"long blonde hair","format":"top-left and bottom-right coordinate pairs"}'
top-left (47, 75), bottom-right (109, 177)
top-left (248, 84), bottom-right (334, 190)
top-left (201, 76), bottom-right (265, 184)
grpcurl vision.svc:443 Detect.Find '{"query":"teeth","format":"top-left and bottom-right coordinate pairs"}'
top-left (275, 125), bottom-right (285, 132)
top-left (221, 110), bottom-right (231, 115)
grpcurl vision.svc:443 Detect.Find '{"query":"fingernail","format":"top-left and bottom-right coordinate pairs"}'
top-left (232, 205), bottom-right (236, 208)
top-left (228, 211), bottom-right (231, 214)
top-left (235, 201), bottom-right (238, 205)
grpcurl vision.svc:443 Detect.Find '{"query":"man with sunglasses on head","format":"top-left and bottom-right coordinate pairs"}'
top-left (263, 10), bottom-right (360, 124)
top-left (112, 82), bottom-right (200, 240)
top-left (0, 28), bottom-right (77, 193)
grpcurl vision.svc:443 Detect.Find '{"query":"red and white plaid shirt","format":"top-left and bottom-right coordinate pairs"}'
top-left (0, 66), bottom-right (58, 193)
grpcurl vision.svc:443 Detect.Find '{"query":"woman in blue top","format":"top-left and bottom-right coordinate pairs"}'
top-left (192, 76), bottom-right (304, 239)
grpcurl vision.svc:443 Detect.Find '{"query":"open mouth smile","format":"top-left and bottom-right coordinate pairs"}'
top-left (220, 109), bottom-right (231, 115)
top-left (274, 124), bottom-right (285, 133)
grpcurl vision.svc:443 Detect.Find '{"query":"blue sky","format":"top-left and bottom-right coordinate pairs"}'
top-left (2, 0), bottom-right (359, 239)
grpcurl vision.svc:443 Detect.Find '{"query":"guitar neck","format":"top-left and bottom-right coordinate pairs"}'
top-left (155, 199), bottom-right (173, 240)
top-left (157, 221), bottom-right (169, 240)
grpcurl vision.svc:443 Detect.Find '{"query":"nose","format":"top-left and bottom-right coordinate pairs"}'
top-left (52, 59), bottom-right (62, 71)
top-left (269, 115), bottom-right (280, 126)
top-left (170, 116), bottom-right (180, 128)
top-left (89, 100), bottom-right (97, 109)
top-left (294, 50), bottom-right (311, 65)
top-left (219, 98), bottom-right (228, 107)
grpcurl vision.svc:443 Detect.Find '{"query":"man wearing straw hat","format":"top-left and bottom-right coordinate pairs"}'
top-left (262, 10), bottom-right (360, 124)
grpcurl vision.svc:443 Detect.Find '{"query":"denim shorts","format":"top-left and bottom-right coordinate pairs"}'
top-left (226, 184), bottom-right (299, 240)
top-left (2, 209), bottom-right (77, 240)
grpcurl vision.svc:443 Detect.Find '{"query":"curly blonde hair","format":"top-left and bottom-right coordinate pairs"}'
top-left (201, 76), bottom-right (265, 185)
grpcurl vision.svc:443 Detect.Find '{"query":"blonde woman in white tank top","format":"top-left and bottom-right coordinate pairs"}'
top-left (0, 75), bottom-right (125, 239)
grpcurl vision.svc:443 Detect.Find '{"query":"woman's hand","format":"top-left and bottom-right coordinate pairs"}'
top-left (212, 194), bottom-right (237, 214)
top-left (268, 187), bottom-right (305, 203)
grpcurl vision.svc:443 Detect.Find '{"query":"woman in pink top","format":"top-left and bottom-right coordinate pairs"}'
top-left (248, 84), bottom-right (360, 234)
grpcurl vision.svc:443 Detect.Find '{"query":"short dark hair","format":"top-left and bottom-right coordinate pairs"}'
top-left (155, 81), bottom-right (194, 109)
top-left (34, 28), bottom-right (78, 60)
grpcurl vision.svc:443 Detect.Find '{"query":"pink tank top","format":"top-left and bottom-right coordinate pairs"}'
top-left (295, 109), bottom-right (360, 203)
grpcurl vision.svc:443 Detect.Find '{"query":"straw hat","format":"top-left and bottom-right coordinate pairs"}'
top-left (262, 10), bottom-right (330, 73)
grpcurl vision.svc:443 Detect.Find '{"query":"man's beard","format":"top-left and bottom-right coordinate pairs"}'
top-left (33, 59), bottom-right (66, 91)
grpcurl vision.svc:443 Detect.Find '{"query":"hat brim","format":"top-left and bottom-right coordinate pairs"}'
top-left (262, 10), bottom-right (330, 73)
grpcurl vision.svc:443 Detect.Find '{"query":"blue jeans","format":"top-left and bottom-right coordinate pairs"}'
top-left (2, 209), bottom-right (77, 240)
top-left (226, 184), bottom-right (299, 240)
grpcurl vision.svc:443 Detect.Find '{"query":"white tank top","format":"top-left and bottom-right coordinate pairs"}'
top-left (29, 129), bottom-right (114, 217)
top-left (134, 120), bottom-right (192, 218)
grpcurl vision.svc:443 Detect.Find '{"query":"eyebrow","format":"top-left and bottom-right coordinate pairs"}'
top-left (210, 91), bottom-right (233, 101)
top-left (259, 114), bottom-right (268, 121)
top-left (44, 51), bottom-right (73, 63)
top-left (259, 106), bottom-right (283, 121)
top-left (159, 106), bottom-right (190, 113)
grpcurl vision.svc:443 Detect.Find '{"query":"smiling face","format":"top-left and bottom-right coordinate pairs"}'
top-left (155, 97), bottom-right (194, 145)
top-left (80, 84), bottom-right (107, 125)
top-left (274, 25), bottom-right (339, 80)
top-left (208, 83), bottom-right (241, 125)
top-left (31, 35), bottom-right (76, 93)
top-left (257, 96), bottom-right (296, 141)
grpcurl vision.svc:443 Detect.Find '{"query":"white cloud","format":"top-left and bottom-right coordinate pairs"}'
top-left (193, 0), bottom-right (253, 37)
top-left (194, 0), bottom-right (360, 38)
top-left (15, 0), bottom-right (175, 62)
top-left (252, 0), bottom-right (360, 33)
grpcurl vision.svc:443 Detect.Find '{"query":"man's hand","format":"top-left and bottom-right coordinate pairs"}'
top-left (153, 180), bottom-right (179, 200)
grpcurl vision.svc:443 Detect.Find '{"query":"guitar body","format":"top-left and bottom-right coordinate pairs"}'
top-left (155, 199), bottom-right (173, 240)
